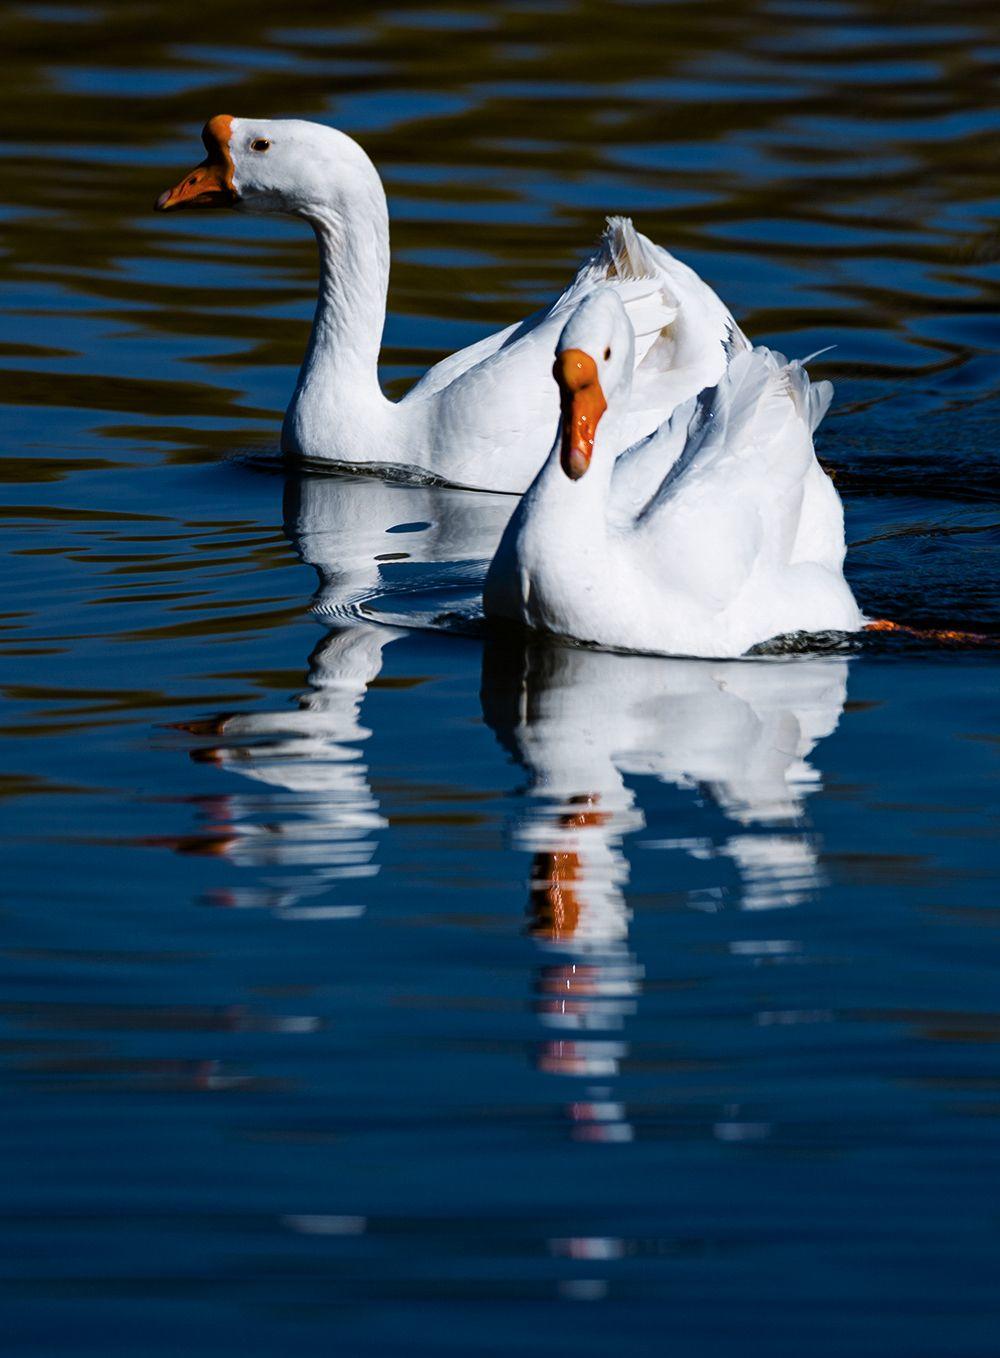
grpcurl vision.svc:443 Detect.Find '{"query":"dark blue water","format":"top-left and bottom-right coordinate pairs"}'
top-left (1, 2), bottom-right (998, 1354)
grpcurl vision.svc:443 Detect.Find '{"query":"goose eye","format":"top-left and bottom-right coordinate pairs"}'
top-left (603, 346), bottom-right (612, 361)
top-left (250, 137), bottom-right (271, 152)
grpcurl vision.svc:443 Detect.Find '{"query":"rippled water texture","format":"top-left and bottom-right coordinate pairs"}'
top-left (1, 2), bottom-right (998, 1354)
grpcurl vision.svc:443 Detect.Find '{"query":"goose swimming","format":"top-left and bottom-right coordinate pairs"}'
top-left (484, 288), bottom-right (863, 656)
top-left (156, 115), bottom-right (746, 493)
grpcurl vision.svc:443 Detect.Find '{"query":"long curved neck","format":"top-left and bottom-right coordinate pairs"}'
top-left (283, 183), bottom-right (394, 458)
top-left (307, 198), bottom-right (389, 390)
top-left (536, 418), bottom-right (621, 519)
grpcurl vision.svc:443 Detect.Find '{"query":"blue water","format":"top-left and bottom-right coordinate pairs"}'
top-left (1, 2), bottom-right (998, 1354)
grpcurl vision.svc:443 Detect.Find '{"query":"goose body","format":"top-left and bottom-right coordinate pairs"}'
top-left (484, 289), bottom-right (863, 657)
top-left (156, 116), bottom-right (746, 493)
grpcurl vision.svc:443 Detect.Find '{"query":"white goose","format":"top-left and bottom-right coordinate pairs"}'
top-left (155, 115), bottom-right (746, 493)
top-left (484, 288), bottom-right (864, 657)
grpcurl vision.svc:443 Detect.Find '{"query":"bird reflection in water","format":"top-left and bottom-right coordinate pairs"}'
top-left (175, 472), bottom-right (513, 917)
top-left (481, 635), bottom-right (849, 1146)
top-left (180, 623), bottom-right (396, 919)
top-left (167, 471), bottom-right (852, 1297)
top-left (285, 470), bottom-right (514, 622)
top-left (528, 792), bottom-right (640, 1145)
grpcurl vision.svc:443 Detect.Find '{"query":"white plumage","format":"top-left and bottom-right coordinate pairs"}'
top-left (484, 288), bottom-right (863, 657)
top-left (157, 117), bottom-right (746, 492)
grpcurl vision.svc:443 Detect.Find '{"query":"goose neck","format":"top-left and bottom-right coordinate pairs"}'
top-left (283, 192), bottom-right (394, 457)
top-left (540, 422), bottom-right (619, 519)
top-left (307, 201), bottom-right (389, 387)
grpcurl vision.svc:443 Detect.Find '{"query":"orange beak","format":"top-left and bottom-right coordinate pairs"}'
top-left (155, 115), bottom-right (237, 212)
top-left (555, 349), bottom-right (607, 480)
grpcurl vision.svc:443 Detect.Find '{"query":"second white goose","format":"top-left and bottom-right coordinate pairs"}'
top-left (484, 288), bottom-right (863, 657)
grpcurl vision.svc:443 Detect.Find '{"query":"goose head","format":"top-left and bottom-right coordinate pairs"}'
top-left (155, 115), bottom-right (382, 220)
top-left (553, 288), bottom-right (634, 481)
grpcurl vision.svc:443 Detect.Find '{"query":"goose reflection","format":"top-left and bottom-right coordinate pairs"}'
top-left (481, 635), bottom-right (849, 1140)
top-left (285, 471), bottom-right (514, 620)
top-left (182, 623), bottom-right (394, 919)
top-left (179, 473), bottom-right (513, 915)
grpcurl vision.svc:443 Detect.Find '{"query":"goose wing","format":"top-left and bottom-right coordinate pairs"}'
top-left (628, 347), bottom-right (831, 611)
top-left (406, 219), bottom-right (742, 439)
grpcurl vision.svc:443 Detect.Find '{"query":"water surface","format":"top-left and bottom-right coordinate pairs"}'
top-left (1, 2), bottom-right (998, 1354)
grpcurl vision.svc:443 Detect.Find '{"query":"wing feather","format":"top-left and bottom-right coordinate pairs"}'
top-left (628, 347), bottom-right (837, 609)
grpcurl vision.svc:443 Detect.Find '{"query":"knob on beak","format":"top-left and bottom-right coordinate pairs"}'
top-left (155, 114), bottom-right (237, 212)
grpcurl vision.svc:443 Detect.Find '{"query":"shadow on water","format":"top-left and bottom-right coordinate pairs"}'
top-left (0, 1), bottom-right (998, 1355)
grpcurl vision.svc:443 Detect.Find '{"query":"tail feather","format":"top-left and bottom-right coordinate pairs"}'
top-left (562, 217), bottom-right (679, 367)
top-left (781, 357), bottom-right (834, 434)
top-left (807, 378), bottom-right (834, 433)
top-left (572, 215), bottom-right (748, 387)
top-left (600, 215), bottom-right (661, 281)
